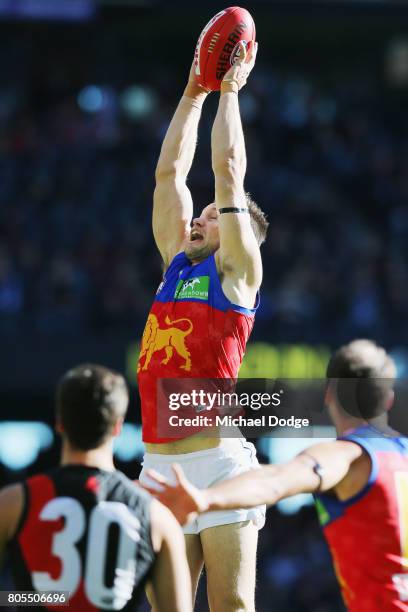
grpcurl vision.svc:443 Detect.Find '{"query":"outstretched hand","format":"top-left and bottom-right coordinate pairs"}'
top-left (222, 40), bottom-right (258, 92)
top-left (141, 463), bottom-right (209, 525)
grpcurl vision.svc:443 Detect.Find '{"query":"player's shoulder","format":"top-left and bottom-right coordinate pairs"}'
top-left (164, 250), bottom-right (189, 273)
top-left (105, 469), bottom-right (153, 509)
top-left (0, 481), bottom-right (23, 506)
top-left (24, 466), bottom-right (151, 510)
top-left (0, 482), bottom-right (25, 541)
top-left (340, 424), bottom-right (408, 454)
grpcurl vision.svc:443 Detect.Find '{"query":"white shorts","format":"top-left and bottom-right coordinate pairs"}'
top-left (139, 438), bottom-right (266, 535)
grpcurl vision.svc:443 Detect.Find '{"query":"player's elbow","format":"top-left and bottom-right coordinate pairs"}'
top-left (155, 155), bottom-right (189, 184)
top-left (212, 150), bottom-right (245, 178)
top-left (155, 162), bottom-right (178, 184)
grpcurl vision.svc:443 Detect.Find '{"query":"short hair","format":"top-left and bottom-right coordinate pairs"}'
top-left (245, 193), bottom-right (269, 246)
top-left (56, 364), bottom-right (129, 451)
top-left (326, 339), bottom-right (396, 419)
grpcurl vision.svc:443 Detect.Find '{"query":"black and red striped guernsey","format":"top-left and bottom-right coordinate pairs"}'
top-left (8, 466), bottom-right (155, 611)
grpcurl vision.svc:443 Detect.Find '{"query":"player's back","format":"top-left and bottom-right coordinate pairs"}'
top-left (315, 425), bottom-right (408, 611)
top-left (8, 465), bottom-right (155, 611)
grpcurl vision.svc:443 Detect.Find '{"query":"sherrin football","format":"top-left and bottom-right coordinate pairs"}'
top-left (194, 6), bottom-right (256, 91)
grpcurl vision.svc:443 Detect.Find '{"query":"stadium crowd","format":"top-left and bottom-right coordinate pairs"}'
top-left (0, 57), bottom-right (407, 345)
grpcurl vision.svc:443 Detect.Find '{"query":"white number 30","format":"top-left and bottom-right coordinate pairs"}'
top-left (32, 498), bottom-right (141, 610)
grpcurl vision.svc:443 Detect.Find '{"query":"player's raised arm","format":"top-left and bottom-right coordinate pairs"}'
top-left (143, 441), bottom-right (365, 524)
top-left (153, 64), bottom-right (209, 268)
top-left (211, 41), bottom-right (262, 291)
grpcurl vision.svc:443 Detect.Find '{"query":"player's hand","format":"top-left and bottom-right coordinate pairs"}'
top-left (221, 40), bottom-right (258, 92)
top-left (185, 59), bottom-right (211, 96)
top-left (141, 463), bottom-right (209, 525)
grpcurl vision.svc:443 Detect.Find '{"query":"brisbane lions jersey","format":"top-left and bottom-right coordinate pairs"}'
top-left (315, 426), bottom-right (408, 611)
top-left (137, 252), bottom-right (258, 443)
top-left (8, 466), bottom-right (155, 611)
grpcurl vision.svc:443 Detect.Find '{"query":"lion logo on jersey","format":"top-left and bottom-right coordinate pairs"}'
top-left (137, 314), bottom-right (193, 372)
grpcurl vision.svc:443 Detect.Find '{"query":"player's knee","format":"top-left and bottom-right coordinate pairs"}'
top-left (207, 587), bottom-right (255, 612)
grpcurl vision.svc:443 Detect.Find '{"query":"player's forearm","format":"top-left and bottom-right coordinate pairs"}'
top-left (204, 465), bottom-right (285, 511)
top-left (204, 460), bottom-right (322, 512)
top-left (156, 85), bottom-right (208, 180)
top-left (211, 90), bottom-right (247, 186)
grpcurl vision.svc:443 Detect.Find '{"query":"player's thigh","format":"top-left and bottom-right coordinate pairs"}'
top-left (185, 533), bottom-right (204, 602)
top-left (201, 520), bottom-right (258, 612)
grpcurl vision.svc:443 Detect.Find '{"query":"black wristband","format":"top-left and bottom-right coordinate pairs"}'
top-left (218, 207), bottom-right (249, 214)
top-left (301, 452), bottom-right (325, 492)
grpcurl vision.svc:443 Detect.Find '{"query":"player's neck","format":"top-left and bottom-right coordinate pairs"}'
top-left (60, 440), bottom-right (115, 472)
top-left (189, 254), bottom-right (207, 265)
top-left (334, 413), bottom-right (392, 437)
top-left (365, 415), bottom-right (399, 437)
top-left (334, 416), bottom-right (365, 437)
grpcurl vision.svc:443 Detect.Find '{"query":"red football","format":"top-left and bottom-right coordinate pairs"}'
top-left (194, 6), bottom-right (256, 91)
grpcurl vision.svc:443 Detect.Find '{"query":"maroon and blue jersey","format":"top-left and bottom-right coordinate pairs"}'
top-left (315, 425), bottom-right (408, 611)
top-left (8, 466), bottom-right (155, 611)
top-left (137, 252), bottom-right (258, 443)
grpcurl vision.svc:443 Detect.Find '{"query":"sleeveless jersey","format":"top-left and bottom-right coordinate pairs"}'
top-left (315, 425), bottom-right (408, 611)
top-left (9, 466), bottom-right (155, 611)
top-left (137, 252), bottom-right (258, 443)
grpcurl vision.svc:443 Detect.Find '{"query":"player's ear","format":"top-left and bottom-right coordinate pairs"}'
top-left (386, 389), bottom-right (395, 412)
top-left (112, 417), bottom-right (124, 438)
top-left (55, 418), bottom-right (64, 434)
top-left (324, 380), bottom-right (335, 407)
